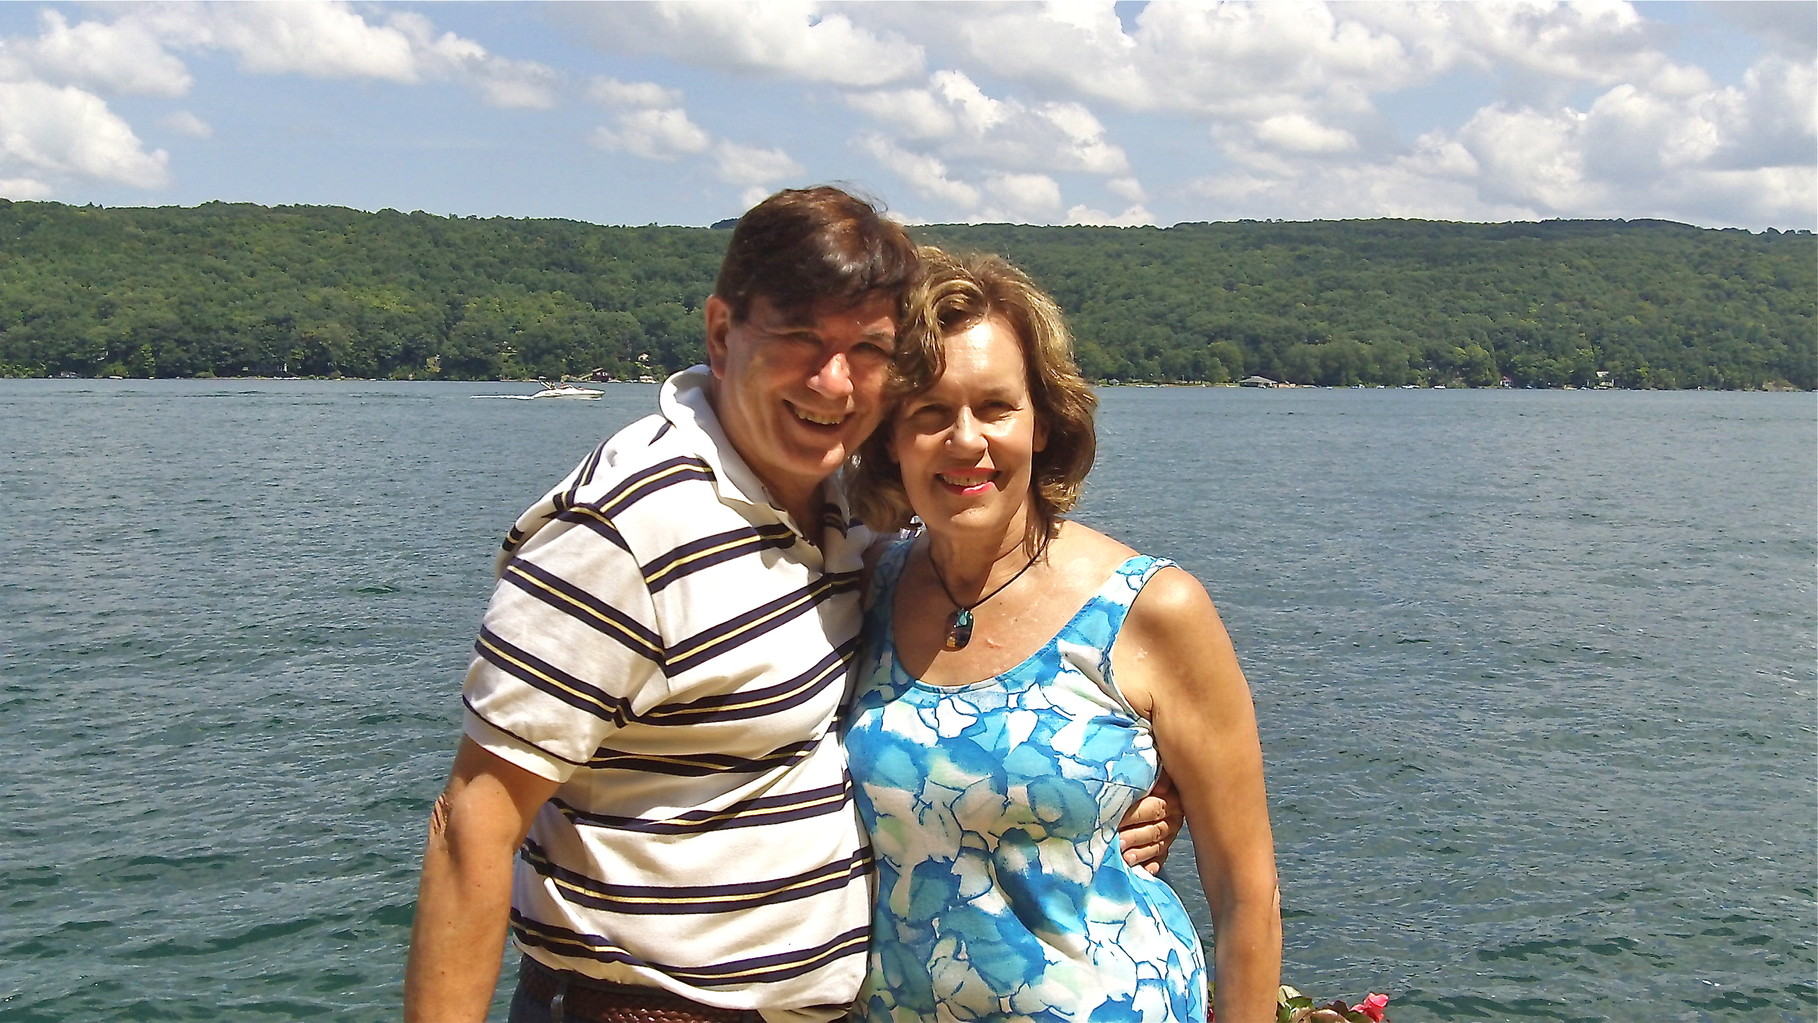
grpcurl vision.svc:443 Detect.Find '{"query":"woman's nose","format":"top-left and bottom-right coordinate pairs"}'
top-left (946, 409), bottom-right (984, 451)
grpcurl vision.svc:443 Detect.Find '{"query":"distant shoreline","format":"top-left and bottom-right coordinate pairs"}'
top-left (13, 374), bottom-right (1810, 392)
top-left (4, 202), bottom-right (1811, 391)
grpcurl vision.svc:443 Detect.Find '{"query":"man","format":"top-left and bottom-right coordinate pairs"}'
top-left (405, 186), bottom-right (1173, 1023)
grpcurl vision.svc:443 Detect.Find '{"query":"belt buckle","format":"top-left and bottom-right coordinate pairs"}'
top-left (549, 974), bottom-right (568, 1023)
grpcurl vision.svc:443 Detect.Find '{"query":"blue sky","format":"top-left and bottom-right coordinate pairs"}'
top-left (1, 1), bottom-right (1811, 230)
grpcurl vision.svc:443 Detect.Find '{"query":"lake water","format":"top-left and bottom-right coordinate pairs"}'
top-left (2, 379), bottom-right (1812, 1022)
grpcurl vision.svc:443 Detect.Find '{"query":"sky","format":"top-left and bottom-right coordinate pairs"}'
top-left (0, 1), bottom-right (1812, 231)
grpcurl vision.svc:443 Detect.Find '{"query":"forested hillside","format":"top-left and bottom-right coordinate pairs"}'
top-left (1, 200), bottom-right (1810, 389)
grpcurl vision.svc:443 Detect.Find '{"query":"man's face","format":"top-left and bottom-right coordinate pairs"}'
top-left (705, 291), bottom-right (898, 514)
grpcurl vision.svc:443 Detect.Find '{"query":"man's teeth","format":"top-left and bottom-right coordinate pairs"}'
top-left (794, 408), bottom-right (844, 426)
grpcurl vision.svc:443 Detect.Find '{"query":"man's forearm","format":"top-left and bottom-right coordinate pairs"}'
top-left (403, 796), bottom-right (518, 1022)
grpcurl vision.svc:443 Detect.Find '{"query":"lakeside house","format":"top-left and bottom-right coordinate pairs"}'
top-left (1239, 375), bottom-right (1282, 387)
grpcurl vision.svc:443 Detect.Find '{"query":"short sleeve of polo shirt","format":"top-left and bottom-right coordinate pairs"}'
top-left (461, 452), bottom-right (665, 783)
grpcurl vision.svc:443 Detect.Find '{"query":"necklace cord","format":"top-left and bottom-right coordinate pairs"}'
top-left (927, 541), bottom-right (1045, 614)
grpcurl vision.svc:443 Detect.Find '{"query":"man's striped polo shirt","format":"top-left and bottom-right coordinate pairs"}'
top-left (462, 368), bottom-right (873, 1022)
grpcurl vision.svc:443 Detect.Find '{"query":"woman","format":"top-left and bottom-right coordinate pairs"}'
top-left (844, 248), bottom-right (1281, 1023)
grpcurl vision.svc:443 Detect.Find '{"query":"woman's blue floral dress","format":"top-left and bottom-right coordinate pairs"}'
top-left (844, 540), bottom-right (1207, 1023)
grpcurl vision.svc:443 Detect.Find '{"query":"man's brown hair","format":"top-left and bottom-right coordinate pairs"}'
top-left (713, 186), bottom-right (919, 324)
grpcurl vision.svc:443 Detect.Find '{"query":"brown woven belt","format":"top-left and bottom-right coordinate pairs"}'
top-left (517, 957), bottom-right (763, 1023)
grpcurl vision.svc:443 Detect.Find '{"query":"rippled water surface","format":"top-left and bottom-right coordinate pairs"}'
top-left (3, 380), bottom-right (1812, 1021)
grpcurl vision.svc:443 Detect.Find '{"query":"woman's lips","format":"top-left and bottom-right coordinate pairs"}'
top-left (937, 471), bottom-right (996, 496)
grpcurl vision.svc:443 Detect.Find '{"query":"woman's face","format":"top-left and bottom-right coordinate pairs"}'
top-left (890, 316), bottom-right (1047, 543)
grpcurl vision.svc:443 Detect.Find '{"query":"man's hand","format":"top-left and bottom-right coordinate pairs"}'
top-left (1117, 767), bottom-right (1184, 875)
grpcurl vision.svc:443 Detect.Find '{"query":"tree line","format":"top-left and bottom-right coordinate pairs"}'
top-left (0, 199), bottom-right (1810, 389)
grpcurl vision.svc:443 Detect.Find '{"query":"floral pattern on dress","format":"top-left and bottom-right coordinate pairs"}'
top-left (845, 542), bottom-right (1207, 1023)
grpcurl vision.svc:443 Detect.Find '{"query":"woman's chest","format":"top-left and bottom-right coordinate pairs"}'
top-left (847, 652), bottom-right (1158, 844)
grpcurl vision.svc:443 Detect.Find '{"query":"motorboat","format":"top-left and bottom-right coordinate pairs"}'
top-left (528, 379), bottom-right (604, 399)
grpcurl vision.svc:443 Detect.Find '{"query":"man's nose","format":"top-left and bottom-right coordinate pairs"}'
top-left (808, 351), bottom-right (853, 397)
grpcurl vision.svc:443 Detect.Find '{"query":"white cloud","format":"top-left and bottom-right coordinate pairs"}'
top-left (586, 70), bottom-right (804, 195)
top-left (1369, 1), bottom-right (1664, 93)
top-left (0, 175), bottom-right (53, 199)
top-left (1706, 55), bottom-right (1818, 171)
top-left (1103, 2), bottom-right (1421, 117)
top-left (590, 77), bottom-right (683, 111)
top-left (160, 110), bottom-right (213, 139)
top-left (11, 9), bottom-right (191, 97)
top-left (1107, 176), bottom-right (1146, 204)
top-left (1254, 113), bottom-right (1358, 155)
top-left (846, 86), bottom-right (958, 140)
top-left (1183, 22), bottom-right (1818, 232)
top-left (1580, 83), bottom-right (1717, 179)
top-left (0, 2), bottom-right (574, 201)
top-left (712, 141), bottom-right (803, 188)
top-left (0, 80), bottom-right (168, 188)
top-left (1453, 104), bottom-right (1598, 213)
top-left (0, 0), bottom-right (1802, 230)
top-left (1671, 165), bottom-right (1816, 230)
top-left (1186, 154), bottom-right (1538, 225)
top-left (554, 2), bottom-right (924, 87)
top-left (873, 1), bottom-right (1145, 104)
top-left (143, 3), bottom-right (421, 81)
top-left (1413, 45), bottom-right (1817, 224)
top-left (1710, 0), bottom-right (1818, 60)
top-left (854, 133), bottom-right (980, 209)
top-left (738, 184), bottom-right (774, 213)
top-left (984, 172), bottom-right (1062, 218)
top-left (385, 12), bottom-right (560, 109)
top-left (1041, 101), bottom-right (1128, 175)
top-left (930, 71), bottom-right (1006, 134)
top-left (879, 3), bottom-right (1700, 161)
top-left (849, 70), bottom-right (1130, 183)
top-left (134, 2), bottom-right (559, 107)
top-left (464, 58), bottom-right (561, 111)
top-left (1065, 203), bottom-right (1156, 227)
top-left (592, 108), bottom-right (712, 161)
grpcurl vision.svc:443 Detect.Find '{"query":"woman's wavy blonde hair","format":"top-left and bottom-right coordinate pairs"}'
top-left (850, 247), bottom-right (1097, 555)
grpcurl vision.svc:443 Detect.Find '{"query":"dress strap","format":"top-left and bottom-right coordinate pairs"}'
top-left (1057, 554), bottom-right (1178, 682)
top-left (862, 534), bottom-right (918, 615)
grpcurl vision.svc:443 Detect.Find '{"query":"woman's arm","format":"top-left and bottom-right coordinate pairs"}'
top-left (1117, 567), bottom-right (1281, 1023)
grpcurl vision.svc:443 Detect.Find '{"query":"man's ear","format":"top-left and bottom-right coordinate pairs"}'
top-left (704, 296), bottom-right (733, 379)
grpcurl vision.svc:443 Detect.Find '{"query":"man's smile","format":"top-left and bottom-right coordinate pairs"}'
top-left (788, 401), bottom-right (848, 427)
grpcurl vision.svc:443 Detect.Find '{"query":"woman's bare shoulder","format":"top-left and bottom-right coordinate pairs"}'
top-left (1132, 562), bottom-right (1217, 626)
top-left (1051, 521), bottom-right (1139, 575)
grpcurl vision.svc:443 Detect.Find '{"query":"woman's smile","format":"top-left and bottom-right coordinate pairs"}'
top-left (936, 470), bottom-right (998, 495)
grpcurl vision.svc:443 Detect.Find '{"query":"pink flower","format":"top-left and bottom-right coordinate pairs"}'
top-left (1351, 993), bottom-right (1390, 1022)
